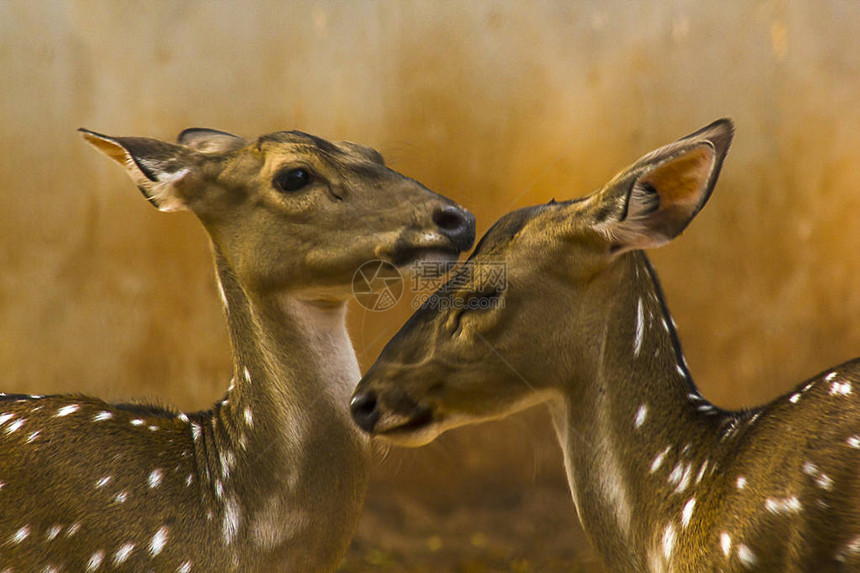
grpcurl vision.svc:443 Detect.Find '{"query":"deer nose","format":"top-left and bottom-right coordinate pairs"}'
top-left (350, 390), bottom-right (380, 433)
top-left (432, 205), bottom-right (476, 251)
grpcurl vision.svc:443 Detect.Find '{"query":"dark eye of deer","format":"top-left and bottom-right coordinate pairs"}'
top-left (274, 168), bottom-right (312, 192)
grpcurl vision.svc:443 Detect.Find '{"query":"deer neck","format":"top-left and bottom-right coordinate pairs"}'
top-left (551, 251), bottom-right (722, 570)
top-left (203, 246), bottom-right (369, 563)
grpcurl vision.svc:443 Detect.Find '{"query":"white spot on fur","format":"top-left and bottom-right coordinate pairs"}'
top-left (244, 407), bottom-right (254, 428)
top-left (634, 404), bottom-right (648, 430)
top-left (789, 393), bottom-right (800, 403)
top-left (113, 542), bottom-right (135, 565)
top-left (148, 469), bottom-right (163, 489)
top-left (634, 298), bottom-right (644, 356)
top-left (220, 452), bottom-right (231, 479)
top-left (836, 537), bottom-right (860, 562)
top-left (10, 525), bottom-right (29, 544)
top-left (223, 497), bottom-right (241, 545)
top-left (674, 464), bottom-right (693, 493)
top-left (736, 476), bottom-right (747, 489)
top-left (93, 411), bottom-right (112, 422)
top-left (26, 430), bottom-right (40, 443)
top-left (0, 413), bottom-right (14, 426)
top-left (831, 381), bottom-right (852, 396)
top-left (46, 525), bottom-right (62, 541)
top-left (826, 371), bottom-right (838, 381)
top-left (4, 419), bottom-right (25, 434)
top-left (737, 544), bottom-right (757, 567)
top-left (650, 446), bottom-right (672, 473)
top-left (130, 419), bottom-right (145, 426)
top-left (67, 522), bottom-right (80, 537)
top-left (720, 532), bottom-right (732, 557)
top-left (55, 404), bottom-right (79, 417)
top-left (95, 476), bottom-right (111, 489)
top-left (177, 412), bottom-right (189, 423)
top-left (816, 473), bottom-right (833, 490)
top-left (668, 463), bottom-right (684, 486)
top-left (244, 366), bottom-right (252, 384)
top-left (114, 491), bottom-right (128, 504)
top-left (675, 364), bottom-right (685, 377)
top-left (662, 523), bottom-right (676, 560)
top-left (681, 498), bottom-right (696, 527)
top-left (177, 562), bottom-right (193, 573)
top-left (86, 550), bottom-right (104, 571)
top-left (186, 474), bottom-right (194, 487)
top-left (150, 526), bottom-right (168, 556)
top-left (695, 460), bottom-right (709, 484)
top-left (191, 422), bottom-right (201, 441)
top-left (765, 496), bottom-right (801, 514)
top-left (848, 435), bottom-right (860, 449)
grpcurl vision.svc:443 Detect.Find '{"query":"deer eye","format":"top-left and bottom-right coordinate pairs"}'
top-left (273, 168), bottom-right (312, 192)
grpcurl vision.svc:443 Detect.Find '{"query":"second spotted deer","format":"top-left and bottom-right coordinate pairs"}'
top-left (352, 119), bottom-right (860, 571)
top-left (0, 127), bottom-right (474, 571)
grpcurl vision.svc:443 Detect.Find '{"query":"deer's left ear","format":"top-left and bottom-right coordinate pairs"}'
top-left (589, 118), bottom-right (734, 253)
top-left (79, 128), bottom-right (201, 212)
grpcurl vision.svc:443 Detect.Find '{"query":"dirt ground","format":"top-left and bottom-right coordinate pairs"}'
top-left (340, 478), bottom-right (603, 573)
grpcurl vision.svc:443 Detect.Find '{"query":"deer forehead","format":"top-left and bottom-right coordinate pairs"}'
top-left (257, 131), bottom-right (382, 167)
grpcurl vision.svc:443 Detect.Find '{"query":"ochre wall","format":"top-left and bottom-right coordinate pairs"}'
top-left (2, 2), bottom-right (859, 570)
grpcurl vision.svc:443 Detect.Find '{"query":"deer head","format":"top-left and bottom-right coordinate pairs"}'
top-left (81, 128), bottom-right (475, 299)
top-left (351, 119), bottom-right (733, 446)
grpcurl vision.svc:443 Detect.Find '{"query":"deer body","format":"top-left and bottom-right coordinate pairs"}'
top-left (352, 119), bottom-right (860, 571)
top-left (0, 128), bottom-right (474, 571)
top-left (550, 251), bottom-right (860, 571)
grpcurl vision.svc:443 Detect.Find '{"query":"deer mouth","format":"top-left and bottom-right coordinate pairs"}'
top-left (372, 407), bottom-right (440, 447)
top-left (388, 225), bottom-right (473, 268)
top-left (377, 407), bottom-right (434, 435)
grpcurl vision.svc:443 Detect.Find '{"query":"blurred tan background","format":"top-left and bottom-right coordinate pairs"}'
top-left (2, 1), bottom-right (860, 571)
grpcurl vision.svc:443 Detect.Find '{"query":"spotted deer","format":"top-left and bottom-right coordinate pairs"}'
top-left (351, 119), bottom-right (860, 571)
top-left (0, 127), bottom-right (474, 572)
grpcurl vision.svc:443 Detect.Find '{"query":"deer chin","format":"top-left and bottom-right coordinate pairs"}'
top-left (372, 407), bottom-right (442, 447)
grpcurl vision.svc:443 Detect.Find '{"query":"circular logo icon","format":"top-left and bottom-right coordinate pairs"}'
top-left (352, 260), bottom-right (404, 311)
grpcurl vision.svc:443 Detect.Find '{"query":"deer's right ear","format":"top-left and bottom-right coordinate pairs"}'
top-left (588, 118), bottom-right (734, 253)
top-left (79, 128), bottom-right (198, 212)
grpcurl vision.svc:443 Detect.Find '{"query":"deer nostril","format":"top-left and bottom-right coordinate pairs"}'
top-left (350, 391), bottom-right (380, 433)
top-left (432, 205), bottom-right (476, 251)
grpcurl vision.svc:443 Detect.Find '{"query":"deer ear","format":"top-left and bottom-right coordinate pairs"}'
top-left (79, 128), bottom-right (198, 212)
top-left (177, 128), bottom-right (246, 153)
top-left (590, 118), bottom-right (734, 253)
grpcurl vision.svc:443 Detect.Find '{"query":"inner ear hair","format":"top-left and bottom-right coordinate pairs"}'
top-left (637, 145), bottom-right (715, 212)
top-left (601, 143), bottom-right (718, 252)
